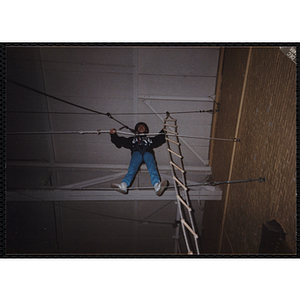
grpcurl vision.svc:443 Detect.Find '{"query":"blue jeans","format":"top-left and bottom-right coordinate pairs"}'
top-left (122, 151), bottom-right (160, 187)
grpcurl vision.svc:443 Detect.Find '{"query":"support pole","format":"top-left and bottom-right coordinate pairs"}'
top-left (218, 47), bottom-right (252, 253)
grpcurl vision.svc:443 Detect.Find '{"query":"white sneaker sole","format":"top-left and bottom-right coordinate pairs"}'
top-left (156, 180), bottom-right (169, 196)
top-left (111, 183), bottom-right (128, 194)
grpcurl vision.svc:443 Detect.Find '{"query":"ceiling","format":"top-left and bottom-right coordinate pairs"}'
top-left (6, 45), bottom-right (221, 255)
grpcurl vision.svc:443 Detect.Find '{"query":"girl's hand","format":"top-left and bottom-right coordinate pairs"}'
top-left (110, 128), bottom-right (117, 134)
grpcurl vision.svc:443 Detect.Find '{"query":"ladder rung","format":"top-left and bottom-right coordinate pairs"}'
top-left (168, 148), bottom-right (182, 159)
top-left (164, 118), bottom-right (177, 122)
top-left (166, 137), bottom-right (180, 145)
top-left (170, 161), bottom-right (185, 173)
top-left (173, 176), bottom-right (188, 190)
top-left (177, 195), bottom-right (192, 211)
top-left (164, 123), bottom-right (178, 128)
top-left (164, 128), bottom-right (177, 135)
top-left (181, 219), bottom-right (198, 239)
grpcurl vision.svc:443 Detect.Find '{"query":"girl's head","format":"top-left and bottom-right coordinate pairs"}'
top-left (135, 122), bottom-right (149, 134)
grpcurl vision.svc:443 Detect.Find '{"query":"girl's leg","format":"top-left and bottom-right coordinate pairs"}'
top-left (122, 151), bottom-right (144, 186)
top-left (143, 152), bottom-right (160, 186)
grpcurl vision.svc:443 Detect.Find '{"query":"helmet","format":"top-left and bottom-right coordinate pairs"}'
top-left (135, 122), bottom-right (149, 133)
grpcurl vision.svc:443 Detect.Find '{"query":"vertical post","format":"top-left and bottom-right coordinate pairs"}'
top-left (218, 47), bottom-right (252, 253)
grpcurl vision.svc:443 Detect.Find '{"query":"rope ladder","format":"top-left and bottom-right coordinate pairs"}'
top-left (164, 113), bottom-right (200, 255)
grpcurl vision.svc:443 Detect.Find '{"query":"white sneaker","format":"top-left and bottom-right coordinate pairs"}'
top-left (111, 182), bottom-right (128, 194)
top-left (154, 180), bottom-right (169, 196)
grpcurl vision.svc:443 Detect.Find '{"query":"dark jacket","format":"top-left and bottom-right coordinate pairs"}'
top-left (110, 129), bottom-right (166, 156)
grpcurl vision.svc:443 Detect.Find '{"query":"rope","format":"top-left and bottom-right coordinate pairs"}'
top-left (8, 79), bottom-right (108, 116)
top-left (8, 81), bottom-right (234, 142)
top-left (7, 79), bottom-right (136, 133)
top-left (6, 109), bottom-right (215, 116)
top-left (7, 129), bottom-right (240, 142)
top-left (8, 80), bottom-right (214, 133)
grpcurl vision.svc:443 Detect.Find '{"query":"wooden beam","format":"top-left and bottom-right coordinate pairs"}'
top-left (218, 47), bottom-right (252, 253)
